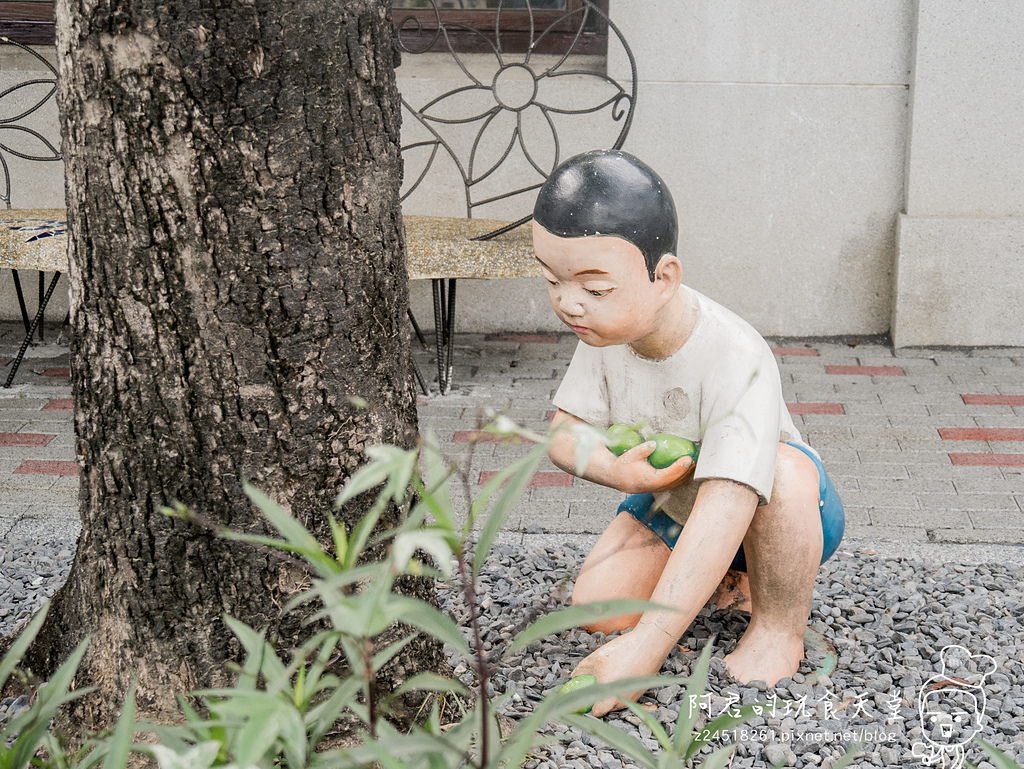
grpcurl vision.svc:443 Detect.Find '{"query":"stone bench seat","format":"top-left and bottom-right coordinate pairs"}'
top-left (0, 209), bottom-right (68, 273)
top-left (403, 215), bottom-right (538, 280)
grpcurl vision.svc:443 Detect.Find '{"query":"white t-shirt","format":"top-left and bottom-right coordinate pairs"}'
top-left (552, 288), bottom-right (810, 508)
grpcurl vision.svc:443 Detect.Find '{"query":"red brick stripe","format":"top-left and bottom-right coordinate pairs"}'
top-left (825, 365), bottom-right (905, 376)
top-left (939, 428), bottom-right (1024, 441)
top-left (41, 367), bottom-right (71, 377)
top-left (484, 333), bottom-right (558, 343)
top-left (478, 470), bottom-right (572, 487)
top-left (949, 453), bottom-right (1024, 467)
top-left (43, 398), bottom-right (73, 411)
top-left (0, 432), bottom-right (55, 447)
top-left (772, 347), bottom-right (819, 357)
top-left (14, 460), bottom-right (79, 475)
top-left (0, 357), bottom-right (11, 367)
top-left (787, 402), bottom-right (845, 415)
top-left (962, 394), bottom-right (1024, 406)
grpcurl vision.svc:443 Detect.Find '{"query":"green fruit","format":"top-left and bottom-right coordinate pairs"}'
top-left (646, 433), bottom-right (699, 469)
top-left (606, 423), bottom-right (644, 456)
top-left (559, 674), bottom-right (598, 714)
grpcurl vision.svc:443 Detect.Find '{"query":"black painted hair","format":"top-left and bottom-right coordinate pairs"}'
top-left (533, 149), bottom-right (678, 281)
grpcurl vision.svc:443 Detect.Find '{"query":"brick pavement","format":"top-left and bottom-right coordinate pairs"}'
top-left (2, 321), bottom-right (1022, 548)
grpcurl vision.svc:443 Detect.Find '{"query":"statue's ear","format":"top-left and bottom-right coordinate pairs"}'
top-left (654, 253), bottom-right (682, 293)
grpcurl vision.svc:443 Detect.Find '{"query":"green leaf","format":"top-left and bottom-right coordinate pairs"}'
top-left (370, 633), bottom-right (419, 672)
top-left (335, 444), bottom-right (407, 508)
top-left (388, 672), bottom-right (471, 701)
top-left (569, 421), bottom-right (606, 476)
top-left (101, 681), bottom-right (137, 769)
top-left (559, 713), bottom-right (658, 769)
top-left (473, 441), bottom-right (548, 578)
top-left (697, 744), bottom-right (737, 769)
top-left (243, 482), bottom-right (338, 575)
top-left (674, 639), bottom-right (714, 755)
top-left (974, 739), bottom-right (1021, 769)
top-left (418, 431), bottom-right (456, 531)
top-left (328, 513), bottom-right (348, 566)
top-left (622, 697), bottom-right (674, 752)
top-left (0, 604), bottom-right (47, 690)
top-left (389, 596), bottom-right (472, 659)
top-left (827, 742), bottom-right (864, 769)
top-left (392, 527), bottom-right (455, 578)
top-left (145, 741), bottom-right (222, 769)
top-left (464, 449), bottom-right (539, 537)
top-left (685, 703), bottom-right (759, 760)
top-left (507, 599), bottom-right (671, 653)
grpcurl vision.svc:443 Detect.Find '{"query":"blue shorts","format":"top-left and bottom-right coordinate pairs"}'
top-left (615, 442), bottom-right (844, 572)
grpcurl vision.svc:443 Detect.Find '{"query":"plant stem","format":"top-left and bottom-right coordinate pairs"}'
top-left (364, 638), bottom-right (378, 739)
top-left (456, 551), bottom-right (489, 769)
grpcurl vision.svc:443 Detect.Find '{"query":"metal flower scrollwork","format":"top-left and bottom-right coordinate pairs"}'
top-left (396, 0), bottom-right (638, 236)
top-left (0, 37), bottom-right (62, 209)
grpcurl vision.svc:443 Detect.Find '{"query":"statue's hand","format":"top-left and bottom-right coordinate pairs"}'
top-left (571, 627), bottom-right (672, 717)
top-left (612, 441), bottom-right (695, 494)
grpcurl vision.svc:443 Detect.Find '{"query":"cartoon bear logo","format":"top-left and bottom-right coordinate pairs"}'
top-left (911, 645), bottom-right (996, 769)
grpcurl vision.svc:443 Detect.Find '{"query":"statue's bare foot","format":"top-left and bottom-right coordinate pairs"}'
top-left (710, 570), bottom-right (752, 613)
top-left (723, 627), bottom-right (804, 685)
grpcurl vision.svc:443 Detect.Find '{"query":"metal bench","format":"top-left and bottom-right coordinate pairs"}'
top-left (397, 0), bottom-right (637, 393)
top-left (0, 36), bottom-right (65, 388)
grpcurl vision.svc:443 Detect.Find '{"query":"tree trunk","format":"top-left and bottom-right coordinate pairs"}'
top-left (16, 0), bottom-right (434, 735)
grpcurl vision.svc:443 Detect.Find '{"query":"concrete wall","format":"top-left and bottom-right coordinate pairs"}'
top-left (892, 1), bottom-right (1024, 347)
top-left (405, 1), bottom-right (913, 337)
top-left (4, 4), bottom-right (1023, 346)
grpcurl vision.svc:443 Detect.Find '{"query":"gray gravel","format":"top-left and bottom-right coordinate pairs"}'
top-left (441, 541), bottom-right (1024, 769)
top-left (3, 536), bottom-right (1023, 768)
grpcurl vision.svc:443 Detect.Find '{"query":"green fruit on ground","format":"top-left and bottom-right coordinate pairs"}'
top-left (558, 674), bottom-right (598, 714)
top-left (606, 423), bottom-right (644, 456)
top-left (646, 433), bottom-right (699, 469)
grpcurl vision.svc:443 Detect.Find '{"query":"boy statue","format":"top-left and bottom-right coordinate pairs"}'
top-left (533, 150), bottom-right (845, 716)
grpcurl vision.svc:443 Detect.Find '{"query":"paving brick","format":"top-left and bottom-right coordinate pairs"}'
top-left (842, 490), bottom-right (922, 509)
top-left (477, 470), bottom-right (572, 487)
top-left (873, 507), bottom-right (971, 528)
top-left (844, 462), bottom-right (911, 480)
top-left (916, 491), bottom-right (1016, 511)
top-left (485, 333), bottom-right (558, 343)
top-left (14, 460), bottom-right (79, 476)
top-left (42, 398), bottom-right (73, 411)
top-left (967, 509), bottom-right (1024, 529)
top-left (927, 528), bottom-right (1024, 545)
top-left (939, 427), bottom-right (1024, 441)
top-left (787, 402), bottom-right (845, 415)
top-left (858, 477), bottom-right (955, 494)
top-left (962, 393), bottom-right (1024, 406)
top-left (40, 367), bottom-right (71, 377)
top-left (949, 453), bottom-right (1024, 467)
top-left (826, 365), bottom-right (905, 377)
top-left (771, 346), bottom-right (819, 356)
top-left (843, 524), bottom-right (929, 540)
top-left (0, 432), bottom-right (55, 447)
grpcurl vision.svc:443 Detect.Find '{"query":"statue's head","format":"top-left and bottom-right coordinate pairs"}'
top-left (533, 149), bottom-right (678, 282)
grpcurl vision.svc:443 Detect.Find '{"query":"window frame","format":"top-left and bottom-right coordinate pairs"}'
top-left (392, 1), bottom-right (608, 56)
top-left (0, 1), bottom-right (609, 54)
top-left (0, 2), bottom-right (55, 45)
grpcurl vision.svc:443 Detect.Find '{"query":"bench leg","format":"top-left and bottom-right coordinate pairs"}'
top-left (430, 278), bottom-right (458, 394)
top-left (37, 271), bottom-right (45, 342)
top-left (407, 308), bottom-right (429, 349)
top-left (11, 269), bottom-right (32, 336)
top-left (4, 272), bottom-right (62, 389)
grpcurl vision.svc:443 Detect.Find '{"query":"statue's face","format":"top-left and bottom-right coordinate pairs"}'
top-left (533, 222), bottom-right (670, 348)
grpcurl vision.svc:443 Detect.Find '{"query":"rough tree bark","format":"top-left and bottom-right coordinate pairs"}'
top-left (14, 0), bottom-right (436, 735)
